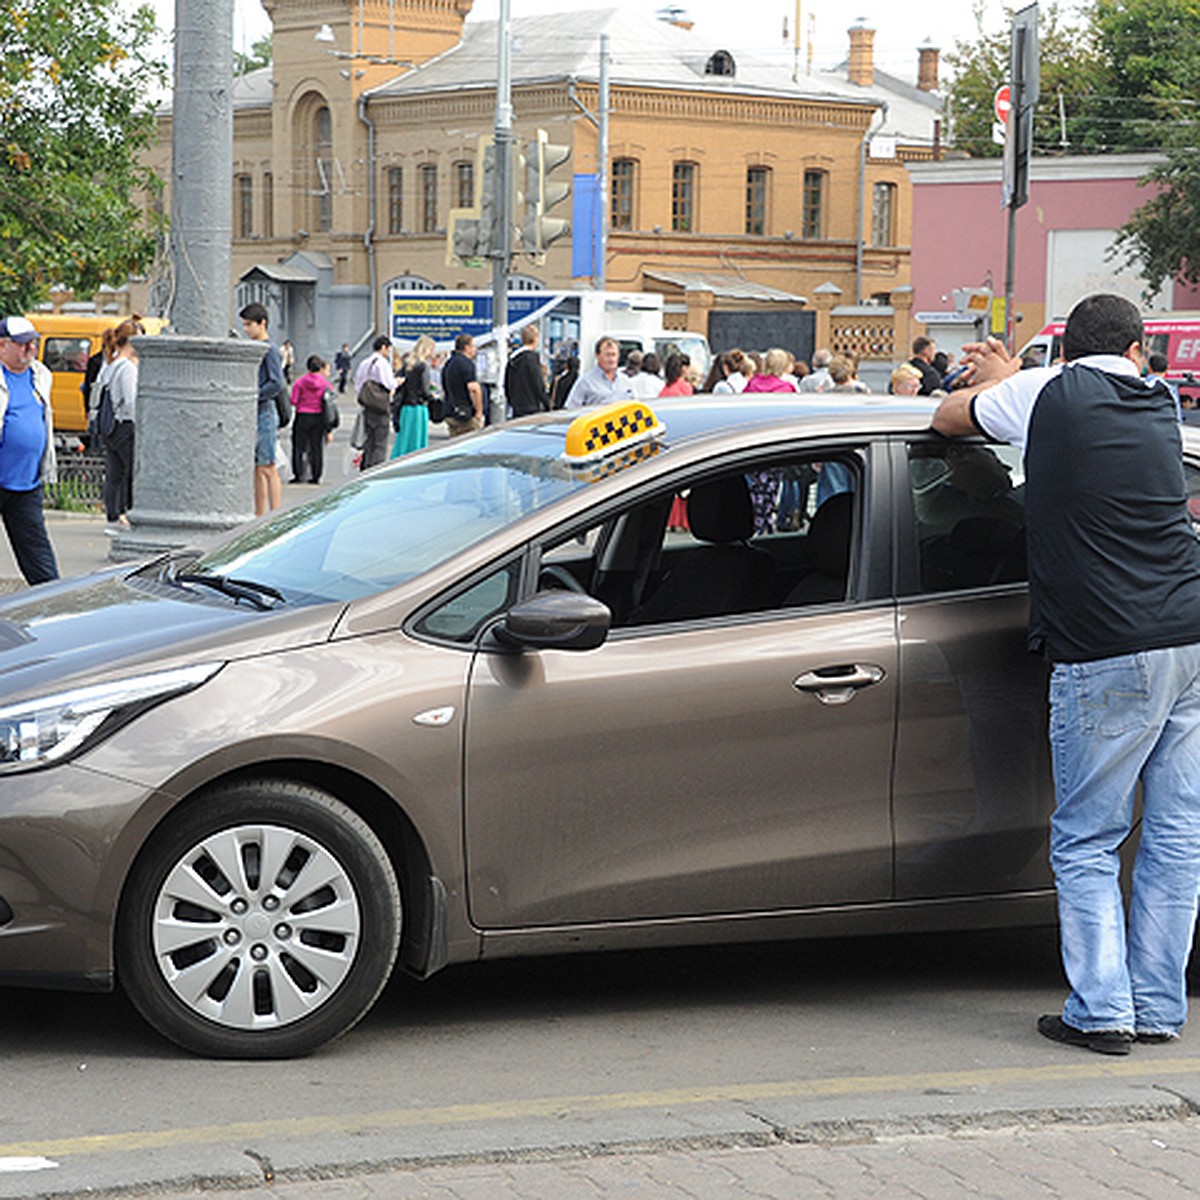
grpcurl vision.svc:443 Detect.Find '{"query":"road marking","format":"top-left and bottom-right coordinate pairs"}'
top-left (1, 1058), bottom-right (1198, 1160)
top-left (0, 1158), bottom-right (58, 1173)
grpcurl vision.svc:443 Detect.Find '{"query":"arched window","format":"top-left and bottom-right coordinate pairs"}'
top-left (314, 106), bottom-right (333, 232)
top-left (802, 169), bottom-right (826, 239)
top-left (705, 50), bottom-right (735, 77)
top-left (672, 161), bottom-right (697, 233)
top-left (611, 158), bottom-right (637, 231)
top-left (745, 166), bottom-right (769, 236)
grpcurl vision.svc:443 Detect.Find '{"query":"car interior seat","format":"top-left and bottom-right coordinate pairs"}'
top-left (631, 474), bottom-right (778, 624)
top-left (783, 490), bottom-right (853, 606)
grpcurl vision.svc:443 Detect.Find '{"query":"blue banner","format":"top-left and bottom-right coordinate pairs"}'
top-left (572, 173), bottom-right (600, 279)
top-left (389, 290), bottom-right (565, 347)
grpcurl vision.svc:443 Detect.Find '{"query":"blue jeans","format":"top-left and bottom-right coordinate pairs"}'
top-left (1049, 646), bottom-right (1200, 1035)
top-left (0, 485), bottom-right (59, 585)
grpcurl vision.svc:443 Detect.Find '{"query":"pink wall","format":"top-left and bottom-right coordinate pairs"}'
top-left (910, 162), bottom-right (1200, 332)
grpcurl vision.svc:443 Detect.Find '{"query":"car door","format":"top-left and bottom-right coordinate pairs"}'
top-left (460, 441), bottom-right (899, 930)
top-left (892, 436), bottom-right (1054, 900)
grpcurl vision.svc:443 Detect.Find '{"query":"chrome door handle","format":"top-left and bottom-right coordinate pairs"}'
top-left (793, 664), bottom-right (886, 705)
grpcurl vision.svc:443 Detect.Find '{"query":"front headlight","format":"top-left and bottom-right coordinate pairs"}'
top-left (0, 663), bottom-right (222, 774)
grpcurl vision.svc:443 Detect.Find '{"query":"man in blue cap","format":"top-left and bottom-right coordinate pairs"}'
top-left (0, 316), bottom-right (58, 584)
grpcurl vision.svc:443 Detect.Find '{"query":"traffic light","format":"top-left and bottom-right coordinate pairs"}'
top-left (521, 129), bottom-right (571, 261)
top-left (445, 134), bottom-right (494, 267)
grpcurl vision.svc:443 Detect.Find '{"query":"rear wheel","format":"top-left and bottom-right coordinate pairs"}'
top-left (117, 780), bottom-right (400, 1058)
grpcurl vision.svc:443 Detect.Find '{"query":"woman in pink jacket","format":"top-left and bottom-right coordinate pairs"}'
top-left (742, 348), bottom-right (798, 393)
top-left (290, 355), bottom-right (333, 484)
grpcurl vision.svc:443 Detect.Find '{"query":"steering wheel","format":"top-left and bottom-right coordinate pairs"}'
top-left (538, 564), bottom-right (587, 594)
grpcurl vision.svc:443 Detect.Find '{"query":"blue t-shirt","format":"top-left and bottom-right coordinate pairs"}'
top-left (0, 367), bottom-right (47, 492)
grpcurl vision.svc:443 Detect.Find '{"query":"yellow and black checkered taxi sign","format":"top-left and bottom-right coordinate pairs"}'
top-left (563, 400), bottom-right (664, 463)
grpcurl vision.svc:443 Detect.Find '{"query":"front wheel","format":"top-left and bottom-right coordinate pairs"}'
top-left (117, 780), bottom-right (401, 1058)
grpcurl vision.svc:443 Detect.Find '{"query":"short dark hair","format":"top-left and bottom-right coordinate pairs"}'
top-left (373, 335), bottom-right (392, 352)
top-left (455, 332), bottom-right (474, 352)
top-left (594, 335), bottom-right (619, 355)
top-left (912, 335), bottom-right (934, 356)
top-left (239, 302), bottom-right (269, 326)
top-left (1149, 351), bottom-right (1169, 374)
top-left (1062, 293), bottom-right (1143, 361)
top-left (307, 354), bottom-right (326, 372)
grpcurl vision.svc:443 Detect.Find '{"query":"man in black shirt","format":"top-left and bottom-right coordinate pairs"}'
top-left (442, 333), bottom-right (483, 437)
top-left (504, 324), bottom-right (548, 417)
top-left (933, 294), bottom-right (1200, 1056)
top-left (909, 336), bottom-right (943, 395)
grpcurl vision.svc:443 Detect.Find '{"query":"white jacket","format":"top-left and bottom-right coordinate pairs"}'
top-left (0, 358), bottom-right (57, 485)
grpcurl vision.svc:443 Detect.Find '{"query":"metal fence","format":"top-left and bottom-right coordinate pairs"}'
top-left (46, 447), bottom-right (105, 512)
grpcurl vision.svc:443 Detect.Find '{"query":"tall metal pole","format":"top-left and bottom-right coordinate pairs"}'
top-left (490, 0), bottom-right (512, 422)
top-left (171, 0), bottom-right (234, 337)
top-left (597, 33), bottom-right (610, 290)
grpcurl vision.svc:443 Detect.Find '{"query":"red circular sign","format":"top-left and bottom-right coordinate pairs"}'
top-left (994, 84), bottom-right (1012, 123)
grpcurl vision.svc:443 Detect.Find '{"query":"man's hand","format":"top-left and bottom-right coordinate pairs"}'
top-left (959, 336), bottom-right (1021, 388)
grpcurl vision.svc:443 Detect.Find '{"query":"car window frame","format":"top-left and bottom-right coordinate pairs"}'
top-left (520, 436), bottom-right (891, 640)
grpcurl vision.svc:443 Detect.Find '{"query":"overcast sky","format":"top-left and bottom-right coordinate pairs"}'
top-left (155, 1), bottom-right (1076, 82)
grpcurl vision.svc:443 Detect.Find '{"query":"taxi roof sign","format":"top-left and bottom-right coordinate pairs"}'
top-left (563, 400), bottom-right (664, 463)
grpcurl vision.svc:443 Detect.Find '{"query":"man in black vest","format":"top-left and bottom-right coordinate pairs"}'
top-left (504, 324), bottom-right (548, 417)
top-left (933, 294), bottom-right (1200, 1055)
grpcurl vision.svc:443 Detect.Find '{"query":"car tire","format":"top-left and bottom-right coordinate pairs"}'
top-left (117, 780), bottom-right (401, 1058)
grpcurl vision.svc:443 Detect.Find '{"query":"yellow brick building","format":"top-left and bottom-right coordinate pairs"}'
top-left (142, 1), bottom-right (943, 364)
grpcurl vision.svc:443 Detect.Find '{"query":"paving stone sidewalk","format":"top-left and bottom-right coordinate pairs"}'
top-left (181, 1115), bottom-right (1200, 1200)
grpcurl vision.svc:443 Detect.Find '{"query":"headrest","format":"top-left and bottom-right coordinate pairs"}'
top-left (687, 475), bottom-right (754, 544)
top-left (808, 491), bottom-right (853, 577)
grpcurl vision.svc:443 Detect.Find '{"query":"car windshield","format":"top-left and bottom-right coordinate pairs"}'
top-left (190, 428), bottom-right (591, 604)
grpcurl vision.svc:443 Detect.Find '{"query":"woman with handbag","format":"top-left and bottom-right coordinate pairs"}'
top-left (92, 316), bottom-right (144, 534)
top-left (390, 335), bottom-right (435, 459)
top-left (289, 355), bottom-right (334, 484)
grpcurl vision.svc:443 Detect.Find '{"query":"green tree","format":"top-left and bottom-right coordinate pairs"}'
top-left (1097, 0), bottom-right (1200, 298)
top-left (0, 0), bottom-right (166, 313)
top-left (942, 2), bottom-right (1106, 159)
top-left (235, 34), bottom-right (272, 77)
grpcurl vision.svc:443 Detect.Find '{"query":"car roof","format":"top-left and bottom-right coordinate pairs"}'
top-left (516, 394), bottom-right (941, 451)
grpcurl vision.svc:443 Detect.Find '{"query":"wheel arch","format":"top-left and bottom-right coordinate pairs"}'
top-left (112, 758), bottom-right (451, 989)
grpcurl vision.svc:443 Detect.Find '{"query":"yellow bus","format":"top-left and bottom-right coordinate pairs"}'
top-left (26, 312), bottom-right (168, 439)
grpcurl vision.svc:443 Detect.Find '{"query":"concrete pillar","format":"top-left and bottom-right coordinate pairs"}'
top-left (891, 285), bottom-right (915, 362)
top-left (112, 336), bottom-right (265, 560)
top-left (812, 282), bottom-right (842, 352)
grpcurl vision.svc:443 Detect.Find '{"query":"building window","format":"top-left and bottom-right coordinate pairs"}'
top-left (314, 105), bottom-right (333, 232)
top-left (871, 182), bottom-right (896, 246)
top-left (611, 158), bottom-right (636, 231)
top-left (671, 161), bottom-right (696, 233)
top-left (745, 166), bottom-right (768, 236)
top-left (420, 163), bottom-right (438, 233)
top-left (705, 50), bottom-right (736, 77)
top-left (235, 173), bottom-right (253, 238)
top-left (262, 171), bottom-right (273, 238)
top-left (387, 167), bottom-right (403, 234)
top-left (802, 168), bottom-right (826, 239)
top-left (454, 160), bottom-right (474, 209)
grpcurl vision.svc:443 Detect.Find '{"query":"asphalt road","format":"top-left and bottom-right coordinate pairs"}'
top-left (0, 928), bottom-right (1197, 1197)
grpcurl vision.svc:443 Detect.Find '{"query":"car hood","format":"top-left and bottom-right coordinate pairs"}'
top-left (0, 566), bottom-right (344, 702)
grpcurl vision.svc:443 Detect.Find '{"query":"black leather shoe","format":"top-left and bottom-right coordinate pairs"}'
top-left (1038, 1014), bottom-right (1132, 1055)
top-left (1135, 1030), bottom-right (1178, 1044)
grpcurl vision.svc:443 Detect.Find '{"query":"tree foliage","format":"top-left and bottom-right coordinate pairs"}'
top-left (0, 0), bottom-right (166, 313)
top-left (235, 34), bottom-right (272, 77)
top-left (942, 2), bottom-right (1106, 159)
top-left (942, 0), bottom-right (1200, 298)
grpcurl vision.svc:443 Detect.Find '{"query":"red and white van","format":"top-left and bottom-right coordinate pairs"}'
top-left (1020, 313), bottom-right (1200, 399)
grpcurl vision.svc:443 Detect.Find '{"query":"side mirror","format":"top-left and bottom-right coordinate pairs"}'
top-left (492, 591), bottom-right (611, 652)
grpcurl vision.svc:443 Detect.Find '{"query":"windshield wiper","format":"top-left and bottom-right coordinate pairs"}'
top-left (173, 572), bottom-right (286, 611)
